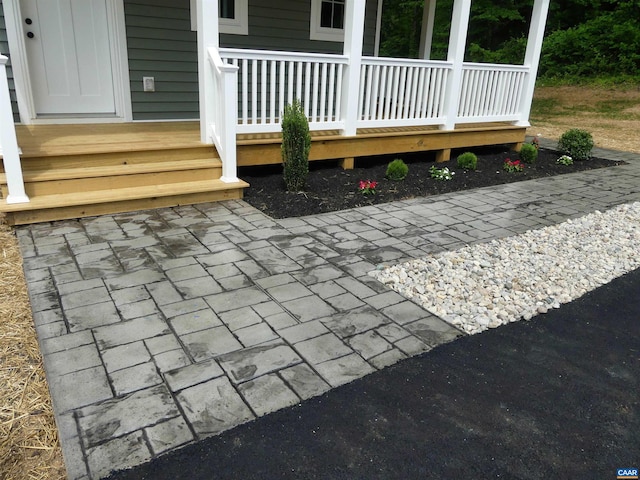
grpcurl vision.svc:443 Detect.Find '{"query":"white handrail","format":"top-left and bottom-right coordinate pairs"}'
top-left (0, 54), bottom-right (29, 204)
top-left (207, 46), bottom-right (239, 183)
top-left (457, 63), bottom-right (529, 122)
top-left (220, 48), bottom-right (347, 133)
top-left (357, 57), bottom-right (452, 128)
top-left (214, 48), bottom-right (531, 134)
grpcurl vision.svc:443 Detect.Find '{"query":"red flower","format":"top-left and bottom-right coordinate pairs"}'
top-left (358, 179), bottom-right (378, 195)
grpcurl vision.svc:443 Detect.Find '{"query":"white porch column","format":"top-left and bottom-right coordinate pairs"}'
top-left (197, 0), bottom-right (220, 144)
top-left (374, 0), bottom-right (384, 56)
top-left (419, 0), bottom-right (437, 60)
top-left (0, 54), bottom-right (29, 204)
top-left (340, 0), bottom-right (366, 136)
top-left (516, 0), bottom-right (550, 126)
top-left (440, 0), bottom-right (471, 131)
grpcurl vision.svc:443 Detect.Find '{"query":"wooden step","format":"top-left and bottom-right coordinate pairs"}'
top-left (9, 147), bottom-right (219, 172)
top-left (0, 179), bottom-right (250, 225)
top-left (12, 158), bottom-right (221, 182)
top-left (0, 159), bottom-right (223, 197)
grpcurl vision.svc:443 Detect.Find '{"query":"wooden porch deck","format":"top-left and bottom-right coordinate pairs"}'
top-left (0, 121), bottom-right (525, 225)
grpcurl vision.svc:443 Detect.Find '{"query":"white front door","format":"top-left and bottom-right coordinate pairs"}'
top-left (21, 0), bottom-right (116, 116)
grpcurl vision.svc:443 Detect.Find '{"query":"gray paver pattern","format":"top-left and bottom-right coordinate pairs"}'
top-left (16, 142), bottom-right (640, 479)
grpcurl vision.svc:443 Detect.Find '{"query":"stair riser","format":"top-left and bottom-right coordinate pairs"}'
top-left (3, 168), bottom-right (223, 197)
top-left (4, 189), bottom-right (245, 226)
top-left (10, 147), bottom-right (219, 172)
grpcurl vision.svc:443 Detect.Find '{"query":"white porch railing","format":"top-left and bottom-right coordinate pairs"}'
top-left (215, 49), bottom-right (530, 134)
top-left (0, 54), bottom-right (29, 204)
top-left (357, 57), bottom-right (452, 128)
top-left (220, 48), bottom-right (348, 133)
top-left (207, 47), bottom-right (239, 182)
top-left (457, 63), bottom-right (529, 123)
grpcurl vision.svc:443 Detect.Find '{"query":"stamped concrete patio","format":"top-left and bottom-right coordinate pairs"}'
top-left (16, 140), bottom-right (640, 479)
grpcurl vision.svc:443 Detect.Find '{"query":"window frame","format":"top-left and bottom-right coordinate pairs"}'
top-left (190, 0), bottom-right (248, 36)
top-left (310, 0), bottom-right (345, 42)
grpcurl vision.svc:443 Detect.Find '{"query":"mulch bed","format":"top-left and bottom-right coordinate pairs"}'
top-left (240, 146), bottom-right (624, 218)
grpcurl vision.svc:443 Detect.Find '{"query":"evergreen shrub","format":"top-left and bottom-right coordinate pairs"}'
top-left (281, 100), bottom-right (311, 191)
top-left (519, 143), bottom-right (538, 164)
top-left (456, 152), bottom-right (477, 170)
top-left (557, 129), bottom-right (594, 161)
top-left (385, 159), bottom-right (409, 181)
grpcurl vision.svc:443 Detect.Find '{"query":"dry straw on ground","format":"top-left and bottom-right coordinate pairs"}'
top-left (0, 216), bottom-right (66, 480)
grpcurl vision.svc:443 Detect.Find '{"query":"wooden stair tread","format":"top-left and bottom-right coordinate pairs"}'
top-left (0, 158), bottom-right (222, 184)
top-left (0, 179), bottom-right (249, 212)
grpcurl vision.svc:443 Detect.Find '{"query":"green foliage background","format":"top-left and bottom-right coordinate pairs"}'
top-left (379, 0), bottom-right (640, 82)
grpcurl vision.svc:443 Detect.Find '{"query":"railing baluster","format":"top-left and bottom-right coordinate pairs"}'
top-left (495, 70), bottom-right (507, 115)
top-left (328, 63), bottom-right (336, 121)
top-left (407, 67), bottom-right (416, 119)
top-left (312, 63), bottom-right (319, 122)
top-left (397, 66), bottom-right (407, 119)
top-left (489, 72), bottom-right (502, 115)
top-left (241, 59), bottom-right (248, 124)
top-left (279, 61), bottom-right (286, 120)
top-left (261, 60), bottom-right (267, 124)
top-left (296, 61), bottom-right (303, 102)
top-left (304, 62), bottom-right (311, 118)
top-left (370, 64), bottom-right (380, 119)
top-left (391, 66), bottom-right (400, 119)
top-left (270, 60), bottom-right (277, 123)
top-left (335, 63), bottom-right (343, 122)
top-left (433, 68), bottom-right (444, 118)
top-left (287, 61), bottom-right (294, 106)
top-left (362, 64), bottom-right (371, 120)
top-left (320, 63), bottom-right (328, 122)
top-left (251, 59), bottom-right (257, 125)
top-left (419, 67), bottom-right (430, 118)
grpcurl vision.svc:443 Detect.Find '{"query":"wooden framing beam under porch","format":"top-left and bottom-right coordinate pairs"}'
top-left (236, 124), bottom-right (526, 167)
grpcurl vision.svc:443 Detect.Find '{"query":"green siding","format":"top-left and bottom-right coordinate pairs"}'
top-left (0, 3), bottom-right (19, 122)
top-left (124, 0), bottom-right (380, 120)
top-left (124, 0), bottom-right (199, 120)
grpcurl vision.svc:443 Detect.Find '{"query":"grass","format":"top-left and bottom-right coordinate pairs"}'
top-left (531, 93), bottom-right (640, 121)
top-left (528, 83), bottom-right (640, 154)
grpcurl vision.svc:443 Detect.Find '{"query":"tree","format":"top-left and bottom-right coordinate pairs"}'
top-left (378, 0), bottom-right (640, 80)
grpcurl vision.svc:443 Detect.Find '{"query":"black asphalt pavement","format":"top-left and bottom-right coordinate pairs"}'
top-left (108, 268), bottom-right (640, 480)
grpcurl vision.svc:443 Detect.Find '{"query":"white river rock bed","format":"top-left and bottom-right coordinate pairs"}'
top-left (371, 202), bottom-right (640, 335)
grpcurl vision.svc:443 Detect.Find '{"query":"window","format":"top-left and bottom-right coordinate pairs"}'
top-left (310, 0), bottom-right (345, 42)
top-left (190, 0), bottom-right (248, 35)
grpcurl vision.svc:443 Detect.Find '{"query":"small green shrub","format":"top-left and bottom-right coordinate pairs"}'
top-left (557, 129), bottom-right (594, 161)
top-left (385, 159), bottom-right (409, 181)
top-left (519, 143), bottom-right (538, 164)
top-left (456, 152), bottom-right (477, 170)
top-left (281, 100), bottom-right (311, 191)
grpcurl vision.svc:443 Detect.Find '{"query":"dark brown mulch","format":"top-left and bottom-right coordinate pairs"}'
top-left (240, 146), bottom-right (624, 219)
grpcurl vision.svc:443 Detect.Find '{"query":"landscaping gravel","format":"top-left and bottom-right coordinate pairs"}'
top-left (372, 202), bottom-right (640, 335)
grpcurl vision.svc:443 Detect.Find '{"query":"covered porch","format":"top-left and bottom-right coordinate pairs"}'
top-left (0, 0), bottom-right (549, 225)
